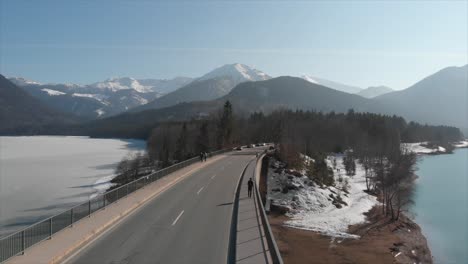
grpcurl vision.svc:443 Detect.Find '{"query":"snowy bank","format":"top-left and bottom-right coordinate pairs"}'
top-left (267, 155), bottom-right (378, 239)
top-left (402, 140), bottom-right (468, 155)
top-left (401, 142), bottom-right (446, 154)
top-left (454, 140), bottom-right (468, 148)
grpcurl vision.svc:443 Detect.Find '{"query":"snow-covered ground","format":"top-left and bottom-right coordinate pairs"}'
top-left (267, 155), bottom-right (378, 239)
top-left (402, 142), bottom-right (446, 154)
top-left (454, 140), bottom-right (468, 148)
top-left (402, 140), bottom-right (468, 154)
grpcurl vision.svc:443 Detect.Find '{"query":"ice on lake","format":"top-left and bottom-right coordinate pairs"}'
top-left (0, 136), bottom-right (145, 236)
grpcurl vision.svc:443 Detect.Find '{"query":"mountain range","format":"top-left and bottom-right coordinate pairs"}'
top-left (8, 76), bottom-right (193, 119)
top-left (2, 63), bottom-right (467, 136)
top-left (133, 63), bottom-right (271, 112)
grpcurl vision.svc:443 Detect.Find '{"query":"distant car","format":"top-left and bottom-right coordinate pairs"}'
top-left (269, 146), bottom-right (275, 150)
top-left (255, 143), bottom-right (262, 147)
top-left (247, 144), bottom-right (255, 148)
top-left (235, 146), bottom-right (243, 151)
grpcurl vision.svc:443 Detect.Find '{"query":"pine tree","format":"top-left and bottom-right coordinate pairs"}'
top-left (174, 123), bottom-right (188, 161)
top-left (217, 101), bottom-right (234, 148)
top-left (196, 121), bottom-right (210, 153)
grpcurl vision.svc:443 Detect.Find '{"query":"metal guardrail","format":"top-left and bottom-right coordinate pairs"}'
top-left (227, 159), bottom-right (254, 264)
top-left (253, 154), bottom-right (284, 264)
top-left (0, 149), bottom-right (231, 263)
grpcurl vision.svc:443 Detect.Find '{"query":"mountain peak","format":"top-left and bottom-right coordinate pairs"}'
top-left (198, 63), bottom-right (271, 82)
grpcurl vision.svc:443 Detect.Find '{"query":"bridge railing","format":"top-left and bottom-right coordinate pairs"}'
top-left (0, 148), bottom-right (231, 263)
top-left (253, 154), bottom-right (284, 264)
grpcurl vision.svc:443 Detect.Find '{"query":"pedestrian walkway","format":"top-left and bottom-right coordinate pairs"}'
top-left (235, 158), bottom-right (272, 264)
top-left (6, 155), bottom-right (227, 264)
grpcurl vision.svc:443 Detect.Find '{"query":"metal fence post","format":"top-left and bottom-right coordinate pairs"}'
top-left (49, 218), bottom-right (53, 239)
top-left (88, 200), bottom-right (91, 217)
top-left (103, 194), bottom-right (106, 209)
top-left (70, 209), bottom-right (74, 227)
top-left (22, 230), bottom-right (25, 255)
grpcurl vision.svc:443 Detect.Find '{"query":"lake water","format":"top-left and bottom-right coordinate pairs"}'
top-left (0, 136), bottom-right (145, 236)
top-left (412, 148), bottom-right (468, 264)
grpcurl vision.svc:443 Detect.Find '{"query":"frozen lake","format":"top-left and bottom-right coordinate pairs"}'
top-left (0, 136), bottom-right (145, 236)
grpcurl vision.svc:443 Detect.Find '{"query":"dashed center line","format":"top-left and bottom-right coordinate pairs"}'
top-left (197, 187), bottom-right (204, 195)
top-left (172, 210), bottom-right (184, 226)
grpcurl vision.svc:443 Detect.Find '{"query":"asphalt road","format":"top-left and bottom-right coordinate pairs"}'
top-left (67, 148), bottom-right (262, 264)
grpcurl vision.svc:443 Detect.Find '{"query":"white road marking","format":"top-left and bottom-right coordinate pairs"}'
top-left (211, 175), bottom-right (216, 180)
top-left (197, 187), bottom-right (204, 195)
top-left (172, 210), bottom-right (184, 226)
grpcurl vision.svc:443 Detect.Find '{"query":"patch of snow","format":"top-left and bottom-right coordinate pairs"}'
top-left (267, 154), bottom-right (378, 239)
top-left (91, 77), bottom-right (153, 93)
top-left (454, 140), bottom-right (468, 148)
top-left (95, 109), bottom-right (105, 117)
top-left (41, 88), bottom-right (66, 96)
top-left (401, 142), bottom-right (446, 154)
top-left (72, 93), bottom-right (109, 104)
top-left (300, 75), bottom-right (319, 84)
top-left (9, 77), bottom-right (41, 86)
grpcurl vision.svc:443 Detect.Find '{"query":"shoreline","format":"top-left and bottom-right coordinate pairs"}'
top-left (269, 206), bottom-right (432, 264)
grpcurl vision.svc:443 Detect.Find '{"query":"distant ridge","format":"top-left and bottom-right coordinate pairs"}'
top-left (0, 74), bottom-right (74, 134)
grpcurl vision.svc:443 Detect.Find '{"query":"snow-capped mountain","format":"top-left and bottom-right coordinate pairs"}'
top-left (90, 77), bottom-right (153, 93)
top-left (134, 64), bottom-right (271, 112)
top-left (9, 76), bottom-right (193, 119)
top-left (198, 63), bottom-right (271, 82)
top-left (301, 75), bottom-right (362, 94)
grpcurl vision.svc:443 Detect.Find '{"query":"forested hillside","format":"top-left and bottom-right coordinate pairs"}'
top-left (0, 75), bottom-right (75, 134)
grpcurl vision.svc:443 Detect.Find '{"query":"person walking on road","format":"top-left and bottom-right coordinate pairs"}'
top-left (247, 178), bottom-right (254, 198)
top-left (203, 152), bottom-right (207, 162)
top-left (200, 152), bottom-right (204, 162)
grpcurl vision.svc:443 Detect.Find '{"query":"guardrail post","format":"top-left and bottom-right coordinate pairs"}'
top-left (49, 218), bottom-right (53, 239)
top-left (88, 200), bottom-right (91, 217)
top-left (103, 194), bottom-right (106, 209)
top-left (21, 230), bottom-right (25, 255)
top-left (70, 209), bottom-right (74, 227)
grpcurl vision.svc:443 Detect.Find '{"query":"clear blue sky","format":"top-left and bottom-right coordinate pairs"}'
top-left (0, 0), bottom-right (466, 90)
